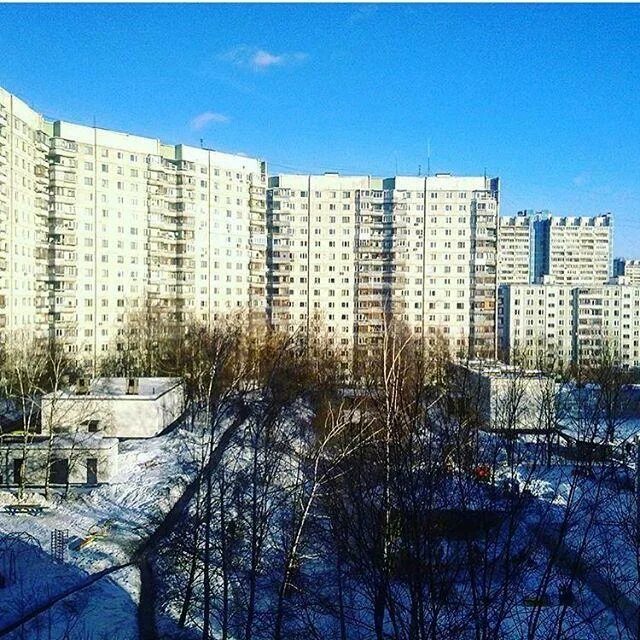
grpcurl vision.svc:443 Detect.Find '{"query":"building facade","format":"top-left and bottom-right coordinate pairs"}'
top-left (500, 280), bottom-right (640, 369)
top-left (547, 214), bottom-right (612, 285)
top-left (613, 258), bottom-right (640, 284)
top-left (41, 377), bottom-right (185, 439)
top-left (267, 173), bottom-right (500, 363)
top-left (0, 87), bottom-right (51, 338)
top-left (0, 86), bottom-right (267, 370)
top-left (454, 361), bottom-right (557, 433)
top-left (498, 282), bottom-right (576, 367)
top-left (498, 211), bottom-right (612, 286)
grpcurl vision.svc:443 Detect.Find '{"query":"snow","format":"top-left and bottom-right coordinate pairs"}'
top-left (1, 399), bottom-right (640, 640)
top-left (0, 421), bottom-right (206, 639)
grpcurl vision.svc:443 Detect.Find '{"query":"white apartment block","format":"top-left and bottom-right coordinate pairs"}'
top-left (500, 280), bottom-right (640, 369)
top-left (498, 283), bottom-right (575, 368)
top-left (267, 173), bottom-right (499, 363)
top-left (497, 214), bottom-right (533, 284)
top-left (0, 88), bottom-right (51, 337)
top-left (548, 214), bottom-right (612, 285)
top-left (573, 281), bottom-right (640, 369)
top-left (0, 86), bottom-right (267, 371)
top-left (498, 211), bottom-right (612, 286)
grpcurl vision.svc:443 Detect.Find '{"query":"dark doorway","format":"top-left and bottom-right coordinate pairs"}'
top-left (12, 459), bottom-right (23, 485)
top-left (86, 458), bottom-right (98, 485)
top-left (49, 458), bottom-right (69, 485)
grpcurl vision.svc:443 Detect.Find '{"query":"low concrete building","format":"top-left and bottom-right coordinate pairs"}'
top-left (454, 361), bottom-right (557, 434)
top-left (0, 434), bottom-right (118, 487)
top-left (41, 377), bottom-right (185, 439)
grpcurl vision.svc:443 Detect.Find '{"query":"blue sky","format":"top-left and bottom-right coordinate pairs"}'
top-left (1, 3), bottom-right (639, 255)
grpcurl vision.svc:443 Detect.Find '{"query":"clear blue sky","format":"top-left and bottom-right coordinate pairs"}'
top-left (1, 3), bottom-right (639, 256)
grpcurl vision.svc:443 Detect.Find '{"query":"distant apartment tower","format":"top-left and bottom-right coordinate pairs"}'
top-left (548, 214), bottom-right (612, 285)
top-left (613, 258), bottom-right (640, 284)
top-left (0, 86), bottom-right (267, 370)
top-left (497, 211), bottom-right (551, 284)
top-left (267, 172), bottom-right (499, 363)
top-left (498, 211), bottom-right (612, 285)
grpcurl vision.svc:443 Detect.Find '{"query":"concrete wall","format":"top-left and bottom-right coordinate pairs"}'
top-left (489, 374), bottom-right (557, 432)
top-left (455, 364), bottom-right (556, 432)
top-left (0, 435), bottom-right (118, 486)
top-left (41, 382), bottom-right (184, 439)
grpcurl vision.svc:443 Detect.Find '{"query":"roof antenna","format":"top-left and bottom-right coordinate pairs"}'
top-left (200, 138), bottom-right (204, 149)
top-left (418, 164), bottom-right (422, 177)
top-left (427, 139), bottom-right (431, 177)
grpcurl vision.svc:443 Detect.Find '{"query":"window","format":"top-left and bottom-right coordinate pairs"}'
top-left (86, 458), bottom-right (98, 485)
top-left (49, 459), bottom-right (70, 485)
top-left (83, 419), bottom-right (100, 433)
top-left (13, 459), bottom-right (23, 485)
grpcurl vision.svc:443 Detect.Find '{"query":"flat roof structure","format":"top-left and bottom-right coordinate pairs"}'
top-left (69, 377), bottom-right (183, 400)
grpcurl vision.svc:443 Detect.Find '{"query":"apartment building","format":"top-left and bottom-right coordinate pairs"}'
top-left (613, 258), bottom-right (640, 284)
top-left (48, 122), bottom-right (266, 366)
top-left (573, 281), bottom-right (640, 368)
top-left (548, 214), bottom-right (612, 285)
top-left (497, 211), bottom-right (551, 284)
top-left (498, 282), bottom-right (575, 368)
top-left (500, 279), bottom-right (640, 369)
top-left (267, 172), bottom-right (500, 363)
top-left (498, 211), bottom-right (612, 285)
top-left (0, 87), bottom-right (51, 337)
top-left (0, 86), bottom-right (267, 370)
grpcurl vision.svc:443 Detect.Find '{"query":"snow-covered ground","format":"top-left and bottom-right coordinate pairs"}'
top-left (2, 410), bottom-right (639, 640)
top-left (0, 422), bottom-right (206, 639)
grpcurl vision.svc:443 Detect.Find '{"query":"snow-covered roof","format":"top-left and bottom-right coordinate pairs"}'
top-left (49, 377), bottom-right (183, 401)
top-left (457, 360), bottom-right (553, 381)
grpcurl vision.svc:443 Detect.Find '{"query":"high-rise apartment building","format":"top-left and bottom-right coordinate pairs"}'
top-left (498, 212), bottom-right (614, 365)
top-left (0, 86), bottom-right (267, 370)
top-left (0, 87), bottom-right (51, 337)
top-left (547, 214), bottom-right (612, 285)
top-left (267, 173), bottom-right (500, 363)
top-left (500, 279), bottom-right (640, 369)
top-left (497, 211), bottom-right (551, 285)
top-left (613, 258), bottom-right (640, 284)
top-left (498, 211), bottom-right (612, 285)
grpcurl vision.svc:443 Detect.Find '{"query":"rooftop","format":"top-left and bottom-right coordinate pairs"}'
top-left (54, 377), bottom-right (183, 400)
top-left (459, 359), bottom-right (552, 380)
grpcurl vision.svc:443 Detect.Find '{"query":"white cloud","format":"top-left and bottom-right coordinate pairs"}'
top-left (221, 46), bottom-right (308, 71)
top-left (190, 111), bottom-right (230, 131)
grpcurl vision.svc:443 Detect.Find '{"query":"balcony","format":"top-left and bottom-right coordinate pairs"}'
top-left (49, 139), bottom-right (78, 157)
